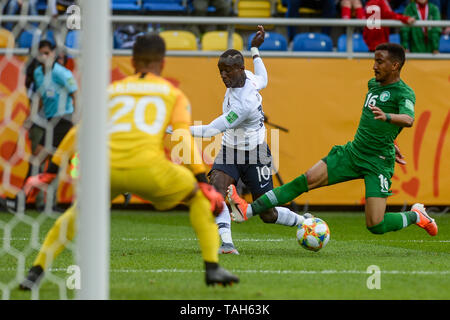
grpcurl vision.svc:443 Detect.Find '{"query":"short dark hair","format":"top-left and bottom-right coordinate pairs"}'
top-left (219, 49), bottom-right (244, 67)
top-left (132, 33), bottom-right (166, 66)
top-left (38, 39), bottom-right (55, 50)
top-left (375, 42), bottom-right (406, 70)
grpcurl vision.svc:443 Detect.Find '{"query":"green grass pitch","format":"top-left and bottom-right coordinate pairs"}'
top-left (1, 210), bottom-right (449, 300)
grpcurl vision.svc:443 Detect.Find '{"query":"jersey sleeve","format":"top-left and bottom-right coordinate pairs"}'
top-left (252, 57), bottom-right (268, 90)
top-left (223, 95), bottom-right (252, 129)
top-left (398, 91), bottom-right (416, 118)
top-left (379, 0), bottom-right (410, 22)
top-left (54, 65), bottom-right (78, 94)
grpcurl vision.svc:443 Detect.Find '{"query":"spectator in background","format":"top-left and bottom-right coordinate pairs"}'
top-left (32, 40), bottom-right (77, 159)
top-left (191, 0), bottom-right (232, 36)
top-left (285, 0), bottom-right (337, 40)
top-left (390, 0), bottom-right (410, 13)
top-left (442, 0), bottom-right (450, 34)
top-left (363, 0), bottom-right (416, 51)
top-left (47, 0), bottom-right (76, 17)
top-left (401, 0), bottom-right (441, 53)
top-left (4, 0), bottom-right (38, 30)
top-left (341, 0), bottom-right (365, 19)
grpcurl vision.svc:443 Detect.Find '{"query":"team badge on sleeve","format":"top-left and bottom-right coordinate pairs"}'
top-left (226, 111), bottom-right (239, 124)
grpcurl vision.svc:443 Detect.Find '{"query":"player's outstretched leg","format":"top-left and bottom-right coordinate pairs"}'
top-left (19, 205), bottom-right (77, 290)
top-left (365, 198), bottom-right (438, 236)
top-left (411, 203), bottom-right (438, 236)
top-left (209, 170), bottom-right (239, 254)
top-left (227, 184), bottom-right (250, 222)
top-left (216, 202), bottom-right (239, 255)
top-left (227, 173), bottom-right (309, 222)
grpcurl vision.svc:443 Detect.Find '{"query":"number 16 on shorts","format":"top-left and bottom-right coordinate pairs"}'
top-left (378, 174), bottom-right (389, 193)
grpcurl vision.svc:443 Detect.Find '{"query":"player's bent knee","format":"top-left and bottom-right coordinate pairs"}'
top-left (259, 209), bottom-right (277, 223)
top-left (209, 170), bottom-right (235, 197)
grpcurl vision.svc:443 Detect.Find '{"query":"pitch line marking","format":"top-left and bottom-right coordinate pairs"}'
top-left (6, 237), bottom-right (450, 243)
top-left (0, 267), bottom-right (448, 276)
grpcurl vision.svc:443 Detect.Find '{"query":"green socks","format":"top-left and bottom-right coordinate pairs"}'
top-left (368, 211), bottom-right (418, 234)
top-left (251, 174), bottom-right (308, 215)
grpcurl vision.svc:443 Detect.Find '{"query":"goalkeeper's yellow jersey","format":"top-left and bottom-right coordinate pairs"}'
top-left (107, 72), bottom-right (205, 173)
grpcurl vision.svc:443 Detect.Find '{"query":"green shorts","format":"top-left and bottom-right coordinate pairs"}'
top-left (323, 142), bottom-right (395, 198)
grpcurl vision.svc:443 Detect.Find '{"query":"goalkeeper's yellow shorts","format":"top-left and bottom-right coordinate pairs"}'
top-left (110, 159), bottom-right (196, 211)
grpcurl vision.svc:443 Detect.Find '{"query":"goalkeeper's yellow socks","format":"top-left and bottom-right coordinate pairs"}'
top-left (187, 190), bottom-right (220, 264)
top-left (251, 174), bottom-right (309, 215)
top-left (33, 205), bottom-right (77, 270)
top-left (367, 212), bottom-right (417, 234)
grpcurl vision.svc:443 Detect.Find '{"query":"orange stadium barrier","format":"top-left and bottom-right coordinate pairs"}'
top-left (1, 55), bottom-right (449, 206)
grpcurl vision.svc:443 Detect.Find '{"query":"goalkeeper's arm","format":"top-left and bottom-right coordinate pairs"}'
top-left (171, 122), bottom-right (224, 215)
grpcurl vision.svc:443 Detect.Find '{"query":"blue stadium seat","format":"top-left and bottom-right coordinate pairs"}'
top-left (337, 33), bottom-right (369, 52)
top-left (143, 0), bottom-right (187, 12)
top-left (112, 0), bottom-right (141, 11)
top-left (41, 30), bottom-right (55, 45)
top-left (36, 0), bottom-right (47, 11)
top-left (247, 32), bottom-right (287, 51)
top-left (65, 30), bottom-right (80, 49)
top-left (439, 35), bottom-right (450, 53)
top-left (389, 33), bottom-right (401, 44)
top-left (18, 29), bottom-right (41, 48)
top-left (292, 33), bottom-right (332, 52)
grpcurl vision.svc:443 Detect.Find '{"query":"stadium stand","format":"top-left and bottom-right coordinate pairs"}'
top-left (337, 33), bottom-right (369, 52)
top-left (160, 30), bottom-right (198, 50)
top-left (201, 31), bottom-right (244, 50)
top-left (293, 32), bottom-right (333, 51)
top-left (142, 0), bottom-right (188, 13)
top-left (276, 0), bottom-right (322, 16)
top-left (237, 0), bottom-right (272, 17)
top-left (0, 28), bottom-right (15, 48)
top-left (112, 0), bottom-right (142, 11)
top-left (17, 29), bottom-right (42, 48)
top-left (65, 30), bottom-right (80, 49)
top-left (389, 33), bottom-right (401, 44)
top-left (36, 0), bottom-right (48, 12)
top-left (246, 31), bottom-right (288, 51)
top-left (439, 34), bottom-right (450, 52)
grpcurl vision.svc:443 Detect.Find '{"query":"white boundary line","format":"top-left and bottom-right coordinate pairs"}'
top-left (1, 267), bottom-right (448, 275)
top-left (6, 237), bottom-right (450, 243)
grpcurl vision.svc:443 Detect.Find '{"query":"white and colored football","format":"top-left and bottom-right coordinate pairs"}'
top-left (296, 217), bottom-right (330, 252)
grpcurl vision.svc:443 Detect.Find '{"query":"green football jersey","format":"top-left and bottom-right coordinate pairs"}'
top-left (351, 78), bottom-right (416, 162)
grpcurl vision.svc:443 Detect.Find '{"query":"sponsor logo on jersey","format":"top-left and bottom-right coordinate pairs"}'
top-left (380, 91), bottom-right (390, 102)
top-left (226, 111), bottom-right (239, 124)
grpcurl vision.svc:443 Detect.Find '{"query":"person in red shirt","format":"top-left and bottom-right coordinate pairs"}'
top-left (363, 0), bottom-right (416, 51)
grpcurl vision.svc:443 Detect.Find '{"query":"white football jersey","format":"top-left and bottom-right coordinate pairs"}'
top-left (222, 69), bottom-right (266, 151)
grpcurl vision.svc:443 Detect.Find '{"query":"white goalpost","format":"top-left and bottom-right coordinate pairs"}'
top-left (77, 0), bottom-right (110, 300)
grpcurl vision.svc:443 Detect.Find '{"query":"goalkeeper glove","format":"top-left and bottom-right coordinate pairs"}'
top-left (23, 173), bottom-right (57, 200)
top-left (195, 173), bottom-right (224, 216)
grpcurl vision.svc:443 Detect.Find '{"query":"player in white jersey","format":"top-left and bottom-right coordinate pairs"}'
top-left (190, 26), bottom-right (307, 254)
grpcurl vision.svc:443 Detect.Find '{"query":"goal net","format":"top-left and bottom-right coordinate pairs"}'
top-left (0, 0), bottom-right (110, 300)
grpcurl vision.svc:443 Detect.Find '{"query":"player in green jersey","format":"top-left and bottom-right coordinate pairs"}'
top-left (226, 43), bottom-right (438, 237)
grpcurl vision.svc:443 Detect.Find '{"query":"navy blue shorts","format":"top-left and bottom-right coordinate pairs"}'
top-left (211, 143), bottom-right (273, 198)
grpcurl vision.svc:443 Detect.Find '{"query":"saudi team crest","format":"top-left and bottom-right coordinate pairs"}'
top-left (380, 91), bottom-right (390, 102)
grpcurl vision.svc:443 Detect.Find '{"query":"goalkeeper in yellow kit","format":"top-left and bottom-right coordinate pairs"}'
top-left (19, 33), bottom-right (239, 290)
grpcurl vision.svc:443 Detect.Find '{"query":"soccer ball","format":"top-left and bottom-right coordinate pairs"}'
top-left (296, 217), bottom-right (330, 252)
